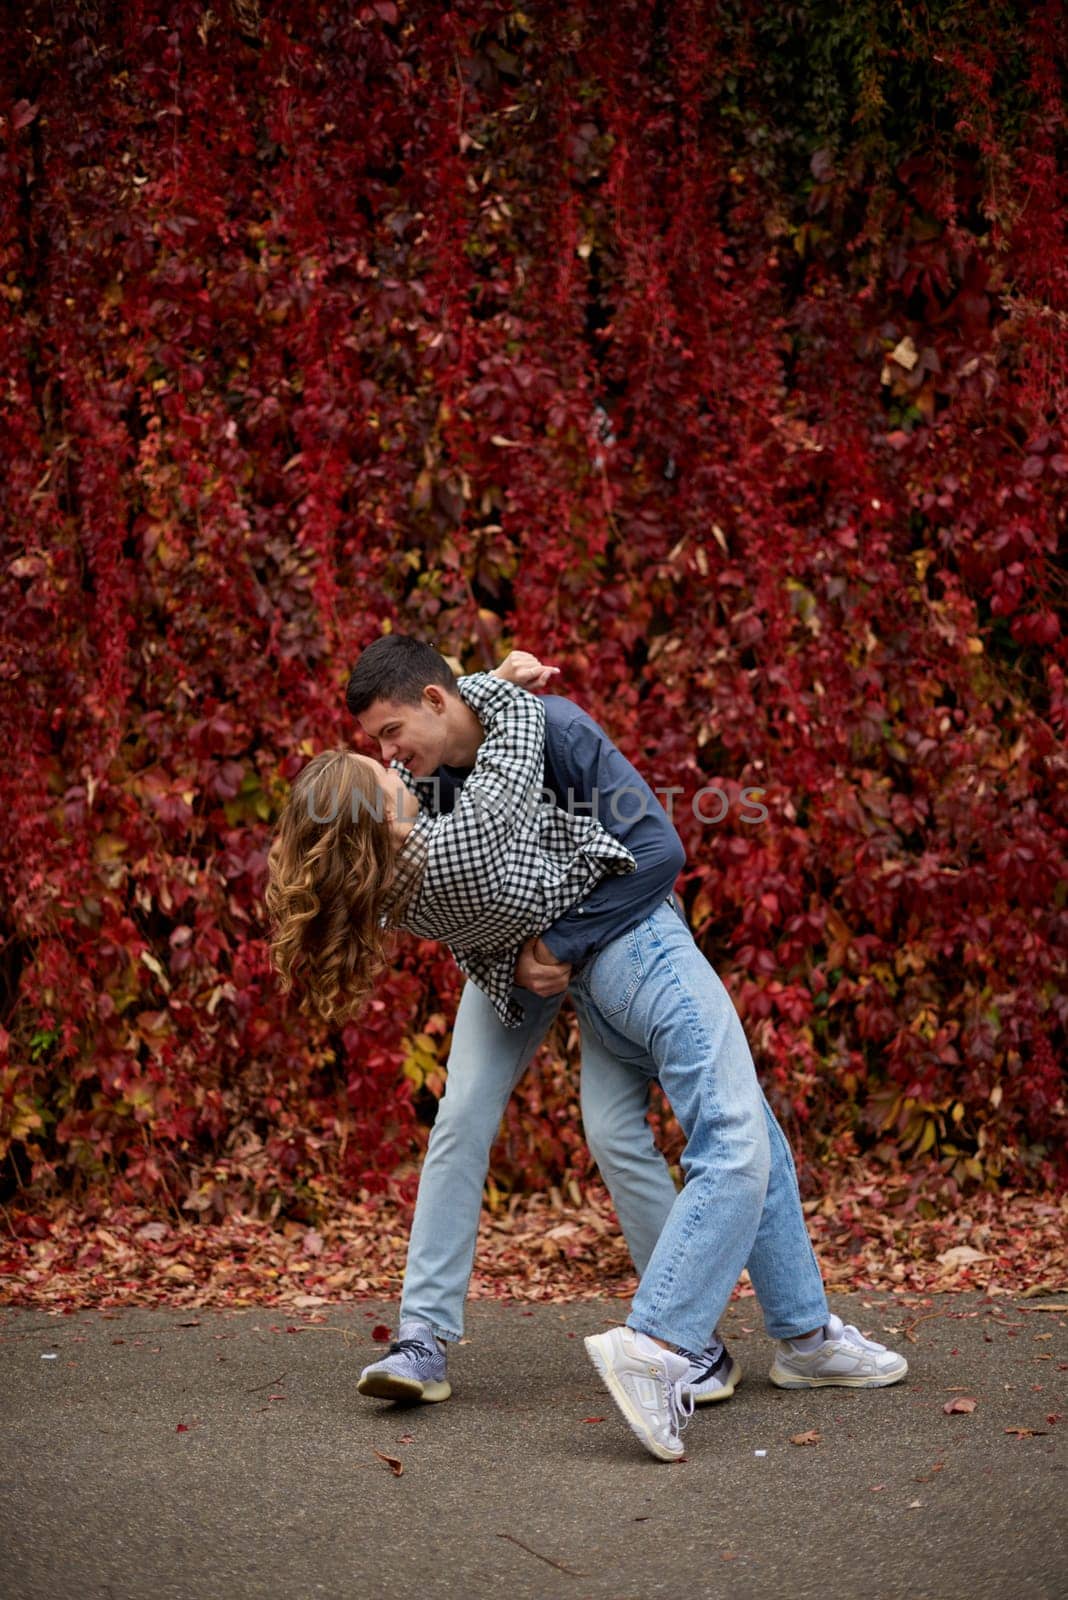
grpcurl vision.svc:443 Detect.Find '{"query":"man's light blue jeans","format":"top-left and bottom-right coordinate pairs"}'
top-left (400, 901), bottom-right (828, 1352)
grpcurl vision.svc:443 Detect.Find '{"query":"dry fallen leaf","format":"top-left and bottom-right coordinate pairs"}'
top-left (1005, 1427), bottom-right (1048, 1438)
top-left (371, 1324), bottom-right (392, 1343)
top-left (790, 1429), bottom-right (821, 1446)
top-left (373, 1449), bottom-right (404, 1476)
top-left (935, 1245), bottom-right (989, 1269)
top-left (943, 1396), bottom-right (977, 1415)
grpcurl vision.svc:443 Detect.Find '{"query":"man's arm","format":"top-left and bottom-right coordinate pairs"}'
top-left (514, 934), bottom-right (572, 997)
top-left (535, 708), bottom-right (686, 967)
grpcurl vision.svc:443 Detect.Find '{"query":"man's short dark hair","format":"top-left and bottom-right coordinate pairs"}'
top-left (345, 634), bottom-right (459, 717)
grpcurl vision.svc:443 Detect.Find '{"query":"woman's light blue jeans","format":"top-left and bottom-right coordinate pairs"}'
top-left (400, 900), bottom-right (828, 1351)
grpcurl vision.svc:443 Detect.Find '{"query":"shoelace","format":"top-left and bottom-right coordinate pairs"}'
top-left (389, 1337), bottom-right (433, 1360)
top-left (668, 1374), bottom-right (696, 1438)
top-left (840, 1323), bottom-right (887, 1353)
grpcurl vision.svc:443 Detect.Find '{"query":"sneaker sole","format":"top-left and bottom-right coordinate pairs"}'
top-left (691, 1358), bottom-right (743, 1405)
top-left (583, 1335), bottom-right (684, 1462)
top-left (356, 1372), bottom-right (452, 1402)
top-left (768, 1362), bottom-right (908, 1390)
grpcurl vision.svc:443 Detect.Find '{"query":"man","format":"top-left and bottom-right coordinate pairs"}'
top-left (346, 636), bottom-right (905, 1446)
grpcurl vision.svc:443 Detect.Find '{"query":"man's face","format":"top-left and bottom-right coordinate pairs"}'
top-left (357, 692), bottom-right (450, 777)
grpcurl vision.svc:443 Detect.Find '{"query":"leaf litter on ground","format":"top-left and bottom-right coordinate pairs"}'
top-left (1, 1167), bottom-right (1066, 1311)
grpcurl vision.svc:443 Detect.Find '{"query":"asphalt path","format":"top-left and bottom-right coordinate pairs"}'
top-left (1, 1292), bottom-right (1065, 1600)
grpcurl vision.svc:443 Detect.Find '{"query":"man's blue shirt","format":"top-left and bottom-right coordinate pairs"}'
top-left (428, 695), bottom-right (685, 970)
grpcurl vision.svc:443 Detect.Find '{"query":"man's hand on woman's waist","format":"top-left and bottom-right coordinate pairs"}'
top-left (514, 936), bottom-right (572, 997)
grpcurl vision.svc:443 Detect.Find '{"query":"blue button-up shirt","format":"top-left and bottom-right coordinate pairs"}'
top-left (428, 694), bottom-right (685, 971)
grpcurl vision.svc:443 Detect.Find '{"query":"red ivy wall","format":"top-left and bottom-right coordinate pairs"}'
top-left (0, 0), bottom-right (1065, 1221)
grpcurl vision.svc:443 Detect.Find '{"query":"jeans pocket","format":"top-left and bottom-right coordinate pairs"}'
top-left (579, 928), bottom-right (645, 1018)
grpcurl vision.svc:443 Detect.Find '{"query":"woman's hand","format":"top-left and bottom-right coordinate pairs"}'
top-left (493, 649), bottom-right (561, 690)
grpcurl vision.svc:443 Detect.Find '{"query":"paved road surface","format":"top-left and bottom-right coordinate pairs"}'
top-left (1, 1292), bottom-right (1065, 1599)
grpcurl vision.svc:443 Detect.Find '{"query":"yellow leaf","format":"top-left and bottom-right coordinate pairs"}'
top-left (139, 951), bottom-right (171, 992)
top-left (890, 335), bottom-right (919, 371)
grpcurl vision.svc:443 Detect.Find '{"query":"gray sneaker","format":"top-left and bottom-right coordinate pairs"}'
top-left (356, 1320), bottom-right (451, 1403)
top-left (769, 1313), bottom-right (908, 1389)
top-left (682, 1338), bottom-right (743, 1405)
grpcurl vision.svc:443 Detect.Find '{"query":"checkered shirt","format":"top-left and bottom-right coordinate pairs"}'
top-left (382, 673), bottom-right (636, 1027)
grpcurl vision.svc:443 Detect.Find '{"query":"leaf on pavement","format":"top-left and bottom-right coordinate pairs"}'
top-left (943, 1396), bottom-right (977, 1414)
top-left (790, 1429), bottom-right (821, 1446)
top-left (371, 1324), bottom-right (392, 1342)
top-left (373, 1449), bottom-right (404, 1476)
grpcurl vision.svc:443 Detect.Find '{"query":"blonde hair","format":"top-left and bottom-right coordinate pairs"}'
top-left (266, 750), bottom-right (399, 1023)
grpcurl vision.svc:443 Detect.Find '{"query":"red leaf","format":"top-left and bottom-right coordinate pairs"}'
top-left (582, 1416), bottom-right (605, 1424)
top-left (371, 1324), bottom-right (391, 1343)
top-left (373, 1449), bottom-right (404, 1476)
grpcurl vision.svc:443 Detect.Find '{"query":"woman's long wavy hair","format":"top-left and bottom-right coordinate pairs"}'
top-left (266, 749), bottom-right (399, 1023)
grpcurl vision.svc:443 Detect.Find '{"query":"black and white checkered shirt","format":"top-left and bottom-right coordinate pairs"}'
top-left (383, 673), bottom-right (636, 1026)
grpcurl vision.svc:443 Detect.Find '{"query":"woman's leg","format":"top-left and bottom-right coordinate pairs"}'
top-left (577, 1014), bottom-right (679, 1276)
top-left (400, 980), bottom-right (563, 1340)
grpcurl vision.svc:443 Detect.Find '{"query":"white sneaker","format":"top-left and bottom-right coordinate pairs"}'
top-left (769, 1313), bottom-right (908, 1388)
top-left (584, 1326), bottom-right (694, 1461)
top-left (682, 1339), bottom-right (743, 1405)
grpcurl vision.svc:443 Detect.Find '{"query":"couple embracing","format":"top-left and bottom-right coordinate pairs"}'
top-left (266, 634), bottom-right (905, 1462)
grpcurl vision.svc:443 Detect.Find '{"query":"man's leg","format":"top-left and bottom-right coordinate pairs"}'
top-left (576, 1015), bottom-right (678, 1275)
top-left (579, 1019), bottom-right (742, 1404)
top-left (575, 906), bottom-right (904, 1458)
top-left (745, 1095), bottom-right (830, 1339)
top-left (574, 906), bottom-right (771, 1357)
top-left (398, 979), bottom-right (563, 1342)
top-left (581, 1018), bottom-right (827, 1337)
